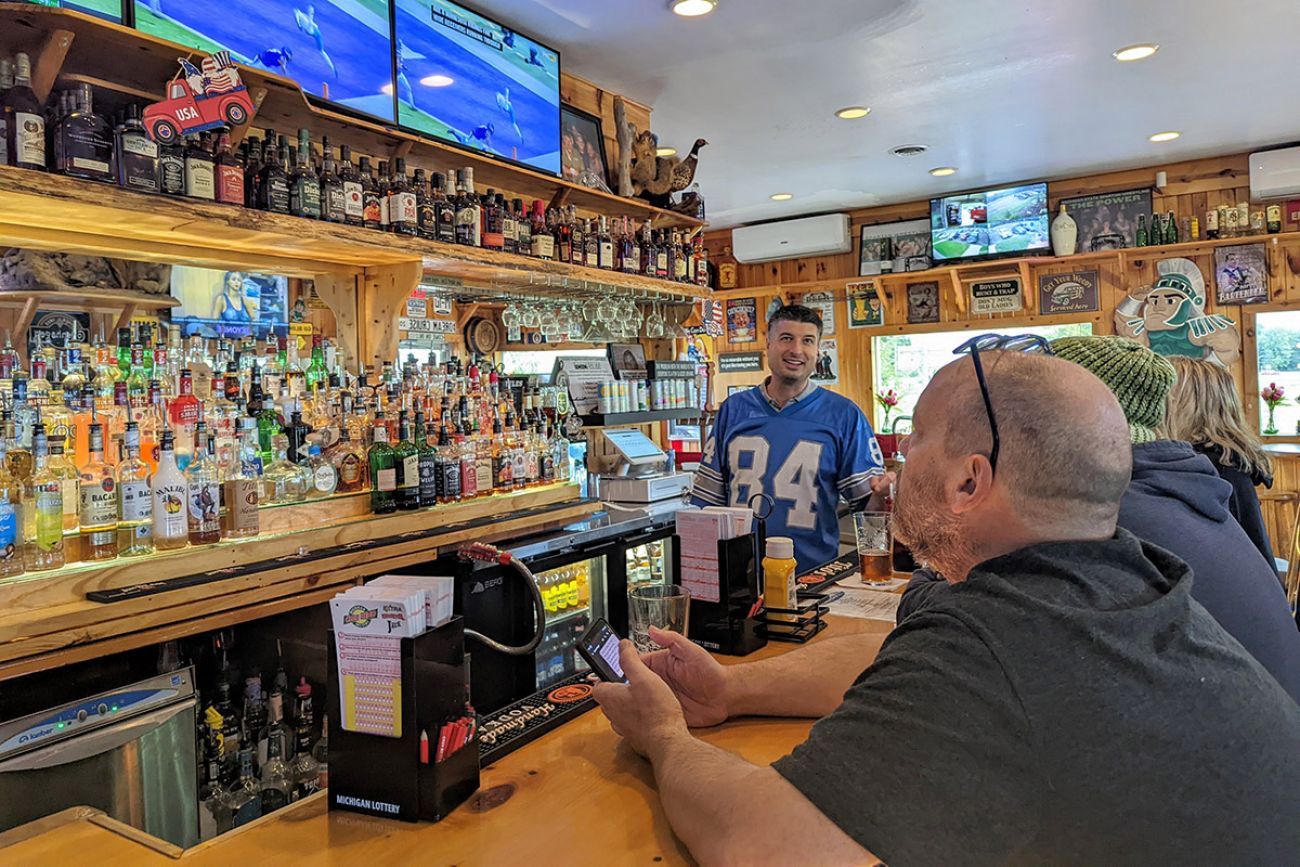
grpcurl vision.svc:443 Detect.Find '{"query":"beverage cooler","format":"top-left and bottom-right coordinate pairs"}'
top-left (438, 509), bottom-right (679, 715)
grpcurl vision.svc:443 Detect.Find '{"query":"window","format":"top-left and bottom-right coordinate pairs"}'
top-left (1254, 311), bottom-right (1300, 436)
top-left (500, 348), bottom-right (607, 379)
top-left (871, 323), bottom-right (1094, 431)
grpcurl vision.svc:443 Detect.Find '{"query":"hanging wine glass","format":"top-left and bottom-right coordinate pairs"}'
top-left (540, 307), bottom-right (561, 341)
top-left (521, 301), bottom-right (541, 329)
top-left (501, 300), bottom-right (522, 330)
top-left (645, 301), bottom-right (665, 339)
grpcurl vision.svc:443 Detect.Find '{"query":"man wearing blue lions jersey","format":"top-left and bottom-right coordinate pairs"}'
top-left (691, 305), bottom-right (891, 572)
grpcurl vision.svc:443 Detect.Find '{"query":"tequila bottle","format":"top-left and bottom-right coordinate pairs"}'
top-left (21, 425), bottom-right (64, 571)
top-left (116, 422), bottom-right (154, 556)
top-left (326, 427), bottom-right (367, 494)
top-left (78, 422), bottom-right (118, 560)
top-left (302, 443), bottom-right (337, 499)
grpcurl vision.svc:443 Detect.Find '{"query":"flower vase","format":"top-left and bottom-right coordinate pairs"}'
top-left (1265, 405), bottom-right (1278, 435)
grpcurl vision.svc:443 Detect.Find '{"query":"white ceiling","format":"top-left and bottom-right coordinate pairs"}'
top-left (493, 0), bottom-right (1300, 229)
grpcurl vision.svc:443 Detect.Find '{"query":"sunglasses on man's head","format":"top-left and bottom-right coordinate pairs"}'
top-left (951, 333), bottom-right (1054, 476)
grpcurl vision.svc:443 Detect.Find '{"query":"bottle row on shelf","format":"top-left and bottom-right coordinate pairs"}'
top-left (0, 54), bottom-right (710, 287)
top-left (0, 325), bottom-right (575, 575)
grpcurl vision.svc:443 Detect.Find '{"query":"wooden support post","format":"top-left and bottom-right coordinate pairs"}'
top-left (312, 271), bottom-right (362, 373)
top-left (359, 261), bottom-right (422, 370)
top-left (31, 29), bottom-right (74, 104)
top-left (112, 303), bottom-right (137, 333)
top-left (390, 140), bottom-right (414, 160)
top-left (548, 185), bottom-right (571, 212)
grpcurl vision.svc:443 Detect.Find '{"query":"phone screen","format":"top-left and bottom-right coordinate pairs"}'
top-left (577, 619), bottom-right (627, 683)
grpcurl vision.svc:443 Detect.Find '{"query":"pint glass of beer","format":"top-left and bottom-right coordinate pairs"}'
top-left (854, 512), bottom-right (892, 585)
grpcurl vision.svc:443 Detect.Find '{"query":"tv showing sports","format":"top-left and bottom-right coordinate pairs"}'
top-left (16, 0), bottom-right (121, 22)
top-left (393, 0), bottom-right (561, 175)
top-left (132, 0), bottom-right (395, 121)
top-left (169, 267), bottom-right (289, 339)
top-left (929, 182), bottom-right (1050, 262)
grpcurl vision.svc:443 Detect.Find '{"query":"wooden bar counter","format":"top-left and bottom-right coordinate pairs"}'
top-left (0, 616), bottom-right (892, 866)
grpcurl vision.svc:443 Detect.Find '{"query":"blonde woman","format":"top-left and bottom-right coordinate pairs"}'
top-left (1160, 357), bottom-right (1275, 567)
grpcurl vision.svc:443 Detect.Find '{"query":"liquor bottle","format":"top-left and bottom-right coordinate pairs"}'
top-left (0, 57), bottom-right (11, 167)
top-left (511, 198), bottom-right (528, 255)
top-left (416, 412), bottom-right (437, 507)
top-left (339, 144), bottom-right (363, 226)
top-left (597, 216), bottom-right (615, 270)
top-left (479, 189), bottom-right (502, 250)
top-left (5, 54), bottom-right (45, 171)
top-left (1164, 210), bottom-right (1178, 244)
top-left (530, 200), bottom-right (554, 259)
top-left (359, 156), bottom-right (382, 230)
top-left (1135, 214), bottom-right (1148, 247)
top-left (170, 369), bottom-right (201, 469)
top-left (223, 418), bottom-right (260, 539)
top-left (214, 130), bottom-right (244, 206)
top-left (242, 135), bottom-right (263, 209)
top-left (435, 424), bottom-right (460, 503)
top-left (0, 438), bottom-right (22, 577)
top-left (413, 167), bottom-right (435, 239)
top-left (656, 230), bottom-right (671, 279)
top-left (261, 433), bottom-right (309, 504)
top-left (283, 401), bottom-right (311, 463)
top-left (326, 426), bottom-right (367, 493)
top-left (319, 137), bottom-right (346, 223)
top-left (259, 719), bottom-right (292, 814)
top-left (368, 416), bottom-right (397, 514)
top-left (78, 422), bottom-right (118, 560)
top-left (431, 171), bottom-right (456, 242)
top-left (458, 425), bottom-right (477, 500)
top-left (186, 424), bottom-right (222, 545)
top-left (640, 221), bottom-right (657, 277)
top-left (290, 129), bottom-right (321, 219)
top-left (375, 159), bottom-right (391, 229)
top-left (392, 411), bottom-right (420, 511)
top-left (303, 443), bottom-right (337, 498)
top-left (573, 212), bottom-right (590, 267)
top-left (311, 715), bottom-right (329, 792)
top-left (304, 335), bottom-right (328, 392)
top-left (116, 422), bottom-right (153, 556)
top-left (695, 236), bottom-right (710, 287)
top-left (387, 157), bottom-right (417, 235)
top-left (225, 748), bottom-right (263, 829)
top-left (551, 422), bottom-right (571, 483)
top-left (256, 135), bottom-right (291, 214)
top-left (158, 137), bottom-right (185, 196)
top-left (1205, 206), bottom-right (1219, 240)
top-left (57, 83), bottom-right (114, 182)
top-left (288, 678), bottom-right (321, 800)
top-left (181, 132), bottom-right (215, 200)
top-left (21, 425), bottom-right (64, 571)
top-left (620, 216), bottom-right (639, 273)
top-left (45, 438), bottom-right (79, 534)
top-left (454, 169), bottom-right (479, 246)
top-left (116, 103), bottom-right (161, 191)
top-left (284, 338), bottom-right (307, 401)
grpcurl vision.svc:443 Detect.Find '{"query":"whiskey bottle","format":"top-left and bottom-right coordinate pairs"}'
top-left (510, 197), bottom-right (526, 255)
top-left (58, 84), bottom-right (114, 182)
top-left (0, 57), bottom-right (11, 167)
top-left (388, 157), bottom-right (417, 236)
top-left (290, 129), bottom-right (321, 219)
top-left (413, 167), bottom-right (435, 239)
top-left (242, 135), bottom-right (263, 208)
top-left (79, 422), bottom-right (119, 560)
top-left (376, 159), bottom-right (391, 230)
top-left (115, 104), bottom-right (159, 192)
top-left (4, 53), bottom-right (45, 170)
top-left (184, 133), bottom-right (216, 201)
top-left (530, 200), bottom-right (554, 259)
top-left (339, 144), bottom-right (364, 226)
top-left (481, 189), bottom-right (504, 250)
top-left (319, 136), bottom-right (346, 223)
top-left (597, 216), bottom-right (615, 270)
top-left (367, 417), bottom-right (396, 514)
top-left (453, 169), bottom-right (477, 246)
top-left (393, 411), bottom-right (420, 510)
top-left (214, 130), bottom-right (244, 206)
top-left (431, 171), bottom-right (456, 242)
top-left (257, 135), bottom-right (291, 214)
top-left (359, 156), bottom-right (382, 229)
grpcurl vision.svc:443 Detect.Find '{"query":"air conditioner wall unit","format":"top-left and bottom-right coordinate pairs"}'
top-left (1250, 147), bottom-right (1300, 200)
top-left (731, 213), bottom-right (853, 264)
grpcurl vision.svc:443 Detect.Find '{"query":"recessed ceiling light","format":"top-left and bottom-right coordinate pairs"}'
top-left (891, 144), bottom-right (928, 157)
top-left (770, 193), bottom-right (794, 201)
top-left (670, 0), bottom-right (716, 16)
top-left (929, 166), bottom-right (958, 177)
top-left (1113, 43), bottom-right (1159, 62)
top-left (1149, 130), bottom-right (1181, 142)
top-left (420, 74), bottom-right (454, 87)
top-left (656, 146), bottom-right (678, 157)
top-left (835, 106), bottom-right (870, 120)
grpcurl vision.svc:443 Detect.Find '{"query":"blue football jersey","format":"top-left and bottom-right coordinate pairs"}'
top-left (690, 385), bottom-right (884, 572)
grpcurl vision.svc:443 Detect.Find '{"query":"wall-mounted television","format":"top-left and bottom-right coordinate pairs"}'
top-left (393, 0), bottom-right (561, 175)
top-left (16, 0), bottom-right (122, 22)
top-left (169, 267), bottom-right (289, 339)
top-left (929, 182), bottom-right (1050, 262)
top-left (132, 0), bottom-right (396, 122)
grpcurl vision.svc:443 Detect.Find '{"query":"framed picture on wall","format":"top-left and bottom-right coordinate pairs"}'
top-left (608, 342), bottom-right (647, 378)
top-left (561, 105), bottom-right (611, 191)
top-left (1214, 243), bottom-right (1269, 305)
top-left (1059, 188), bottom-right (1153, 251)
top-left (859, 219), bottom-right (932, 275)
top-left (906, 281), bottom-right (940, 324)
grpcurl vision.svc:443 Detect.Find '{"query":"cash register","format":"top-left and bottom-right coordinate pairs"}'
top-left (595, 428), bottom-right (694, 503)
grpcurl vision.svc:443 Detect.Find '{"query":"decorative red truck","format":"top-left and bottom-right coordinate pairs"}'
top-left (143, 51), bottom-right (255, 144)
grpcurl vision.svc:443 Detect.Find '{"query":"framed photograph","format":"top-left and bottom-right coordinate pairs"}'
top-left (1214, 243), bottom-right (1269, 305)
top-left (560, 105), bottom-right (610, 190)
top-left (726, 297), bottom-right (757, 343)
top-left (906, 281), bottom-right (941, 324)
top-left (1038, 270), bottom-right (1100, 315)
top-left (1059, 188), bottom-right (1153, 252)
top-left (801, 291), bottom-right (836, 336)
top-left (859, 219), bottom-right (932, 276)
top-left (608, 342), bottom-right (647, 379)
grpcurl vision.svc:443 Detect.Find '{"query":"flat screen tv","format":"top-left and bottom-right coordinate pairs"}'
top-left (169, 267), bottom-right (289, 340)
top-left (16, 0), bottom-right (122, 22)
top-left (132, 0), bottom-right (396, 122)
top-left (393, 0), bottom-right (561, 175)
top-left (929, 182), bottom-right (1050, 262)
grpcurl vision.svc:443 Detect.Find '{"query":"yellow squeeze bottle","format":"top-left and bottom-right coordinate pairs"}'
top-left (762, 536), bottom-right (798, 623)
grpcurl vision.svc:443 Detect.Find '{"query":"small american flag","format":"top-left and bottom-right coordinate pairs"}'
top-left (200, 51), bottom-right (241, 93)
top-left (704, 300), bottom-right (723, 337)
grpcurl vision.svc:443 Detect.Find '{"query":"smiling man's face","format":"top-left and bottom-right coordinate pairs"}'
top-left (767, 319), bottom-right (820, 386)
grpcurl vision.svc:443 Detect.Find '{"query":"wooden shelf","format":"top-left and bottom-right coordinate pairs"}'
top-left (0, 286), bottom-right (179, 334)
top-left (0, 6), bottom-right (701, 230)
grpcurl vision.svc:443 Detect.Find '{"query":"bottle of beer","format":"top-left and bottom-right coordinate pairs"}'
top-left (1165, 210), bottom-right (1178, 244)
top-left (1135, 214), bottom-right (1148, 247)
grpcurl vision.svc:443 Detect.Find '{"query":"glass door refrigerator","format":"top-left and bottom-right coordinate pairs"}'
top-left (606, 523), bottom-right (679, 638)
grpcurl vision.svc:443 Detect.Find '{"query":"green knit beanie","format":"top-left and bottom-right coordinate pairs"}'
top-left (1048, 336), bottom-right (1177, 444)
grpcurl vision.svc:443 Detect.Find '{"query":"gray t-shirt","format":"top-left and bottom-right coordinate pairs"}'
top-left (774, 530), bottom-right (1300, 866)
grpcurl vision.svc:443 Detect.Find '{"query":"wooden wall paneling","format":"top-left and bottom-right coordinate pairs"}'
top-left (560, 72), bottom-right (652, 190)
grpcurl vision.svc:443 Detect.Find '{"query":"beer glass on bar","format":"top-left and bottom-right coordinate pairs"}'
top-left (854, 512), bottom-right (893, 585)
top-left (628, 584), bottom-right (690, 652)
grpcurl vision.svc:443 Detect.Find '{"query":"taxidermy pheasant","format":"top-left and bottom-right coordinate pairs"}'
top-left (630, 131), bottom-right (708, 207)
